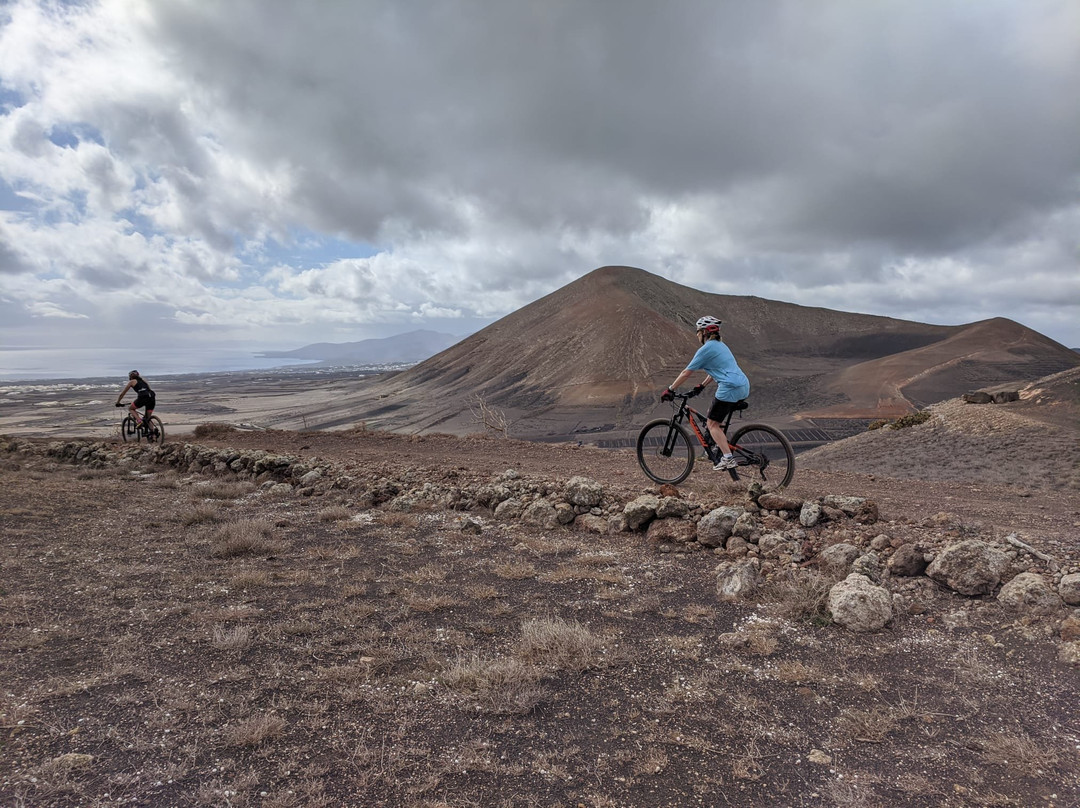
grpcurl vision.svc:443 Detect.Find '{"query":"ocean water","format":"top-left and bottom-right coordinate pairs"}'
top-left (0, 347), bottom-right (317, 382)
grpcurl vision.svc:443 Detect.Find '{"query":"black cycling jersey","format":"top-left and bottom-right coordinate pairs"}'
top-left (133, 377), bottom-right (154, 395)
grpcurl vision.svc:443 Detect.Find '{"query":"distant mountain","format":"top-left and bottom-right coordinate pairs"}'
top-left (304, 266), bottom-right (1079, 438)
top-left (260, 330), bottom-right (459, 365)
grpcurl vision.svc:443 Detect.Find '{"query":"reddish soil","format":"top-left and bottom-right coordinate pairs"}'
top-left (2, 380), bottom-right (1078, 807)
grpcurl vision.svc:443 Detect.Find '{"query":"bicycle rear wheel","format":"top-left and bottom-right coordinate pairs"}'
top-left (121, 416), bottom-right (136, 442)
top-left (636, 420), bottom-right (695, 485)
top-left (144, 415), bottom-right (165, 445)
top-left (728, 423), bottom-right (794, 491)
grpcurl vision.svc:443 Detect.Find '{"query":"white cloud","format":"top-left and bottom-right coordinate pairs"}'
top-left (26, 301), bottom-right (88, 319)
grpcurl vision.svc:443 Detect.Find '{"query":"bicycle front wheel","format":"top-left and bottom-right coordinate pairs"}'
top-left (728, 423), bottom-right (794, 491)
top-left (121, 416), bottom-right (136, 443)
top-left (145, 416), bottom-right (165, 445)
top-left (637, 420), bottom-right (696, 485)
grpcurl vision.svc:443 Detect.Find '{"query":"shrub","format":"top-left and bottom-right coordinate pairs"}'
top-left (193, 422), bottom-right (237, 438)
top-left (892, 411), bottom-right (931, 429)
top-left (867, 411), bottom-right (931, 431)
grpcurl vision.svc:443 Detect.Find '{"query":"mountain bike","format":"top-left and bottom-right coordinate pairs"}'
top-left (116, 403), bottom-right (165, 445)
top-left (636, 390), bottom-right (793, 490)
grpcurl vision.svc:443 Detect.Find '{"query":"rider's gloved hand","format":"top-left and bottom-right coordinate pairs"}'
top-left (660, 388), bottom-right (675, 402)
top-left (115, 402), bottom-right (125, 407)
top-left (690, 384), bottom-right (706, 397)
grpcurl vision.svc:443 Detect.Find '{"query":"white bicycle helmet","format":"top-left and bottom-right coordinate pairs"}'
top-left (695, 315), bottom-right (722, 332)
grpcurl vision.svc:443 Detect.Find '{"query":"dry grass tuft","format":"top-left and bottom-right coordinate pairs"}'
top-left (211, 624), bottom-right (254, 652)
top-left (770, 659), bottom-right (820, 684)
top-left (403, 563), bottom-right (448, 584)
top-left (316, 506), bottom-right (352, 522)
top-left (680, 604), bottom-right (716, 623)
top-left (834, 706), bottom-right (899, 745)
top-left (516, 617), bottom-right (605, 672)
top-left (229, 570), bottom-right (272, 589)
top-left (210, 519), bottom-right (279, 558)
top-left (494, 561), bottom-right (537, 580)
top-left (464, 583), bottom-right (501, 600)
top-left (181, 502), bottom-right (222, 525)
top-left (981, 731), bottom-right (1059, 770)
top-left (403, 592), bottom-right (460, 613)
top-left (732, 740), bottom-right (764, 781)
top-left (443, 654), bottom-right (545, 714)
top-left (378, 512), bottom-right (419, 528)
top-left (632, 748), bottom-right (670, 776)
top-left (223, 713), bottom-right (286, 747)
top-left (278, 620), bottom-right (319, 637)
top-left (195, 480), bottom-right (256, 500)
top-left (763, 569), bottom-right (838, 623)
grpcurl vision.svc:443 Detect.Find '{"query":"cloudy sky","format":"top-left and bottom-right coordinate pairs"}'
top-left (1, 0), bottom-right (1078, 377)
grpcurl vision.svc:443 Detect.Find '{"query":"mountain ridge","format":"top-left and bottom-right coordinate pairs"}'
top-left (258, 329), bottom-right (458, 365)
top-left (329, 266), bottom-right (1078, 437)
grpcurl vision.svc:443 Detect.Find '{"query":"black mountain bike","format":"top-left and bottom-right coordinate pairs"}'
top-left (636, 390), bottom-right (794, 490)
top-left (117, 404), bottom-right (165, 445)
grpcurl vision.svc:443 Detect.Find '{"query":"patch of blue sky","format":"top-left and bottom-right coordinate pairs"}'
top-left (65, 189), bottom-right (88, 217)
top-left (0, 83), bottom-right (25, 112)
top-left (116, 207), bottom-right (158, 238)
top-left (47, 122), bottom-right (105, 148)
top-left (259, 228), bottom-right (382, 269)
top-left (0, 176), bottom-right (35, 213)
top-left (39, 189), bottom-right (86, 225)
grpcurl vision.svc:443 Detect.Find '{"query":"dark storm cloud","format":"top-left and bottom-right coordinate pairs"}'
top-left (146, 0), bottom-right (1080, 255)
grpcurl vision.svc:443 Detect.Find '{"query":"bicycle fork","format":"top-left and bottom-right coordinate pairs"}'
top-left (662, 418), bottom-right (684, 457)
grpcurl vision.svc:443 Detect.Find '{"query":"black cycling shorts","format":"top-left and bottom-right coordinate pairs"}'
top-left (707, 398), bottom-right (740, 423)
top-left (134, 393), bottom-right (156, 410)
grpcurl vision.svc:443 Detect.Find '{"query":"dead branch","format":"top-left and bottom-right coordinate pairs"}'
top-left (469, 394), bottom-right (512, 437)
top-left (1004, 533), bottom-right (1058, 570)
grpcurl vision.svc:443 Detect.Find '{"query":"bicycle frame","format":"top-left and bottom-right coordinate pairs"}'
top-left (663, 394), bottom-right (736, 456)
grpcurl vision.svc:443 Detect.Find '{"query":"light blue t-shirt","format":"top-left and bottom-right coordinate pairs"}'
top-left (686, 340), bottom-right (750, 402)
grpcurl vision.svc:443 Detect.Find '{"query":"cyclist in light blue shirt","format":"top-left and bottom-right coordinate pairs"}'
top-left (661, 316), bottom-right (749, 471)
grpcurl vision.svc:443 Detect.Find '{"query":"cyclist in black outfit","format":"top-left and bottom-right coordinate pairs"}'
top-left (116, 370), bottom-right (157, 434)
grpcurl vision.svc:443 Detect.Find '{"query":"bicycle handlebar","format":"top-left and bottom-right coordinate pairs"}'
top-left (661, 384), bottom-right (707, 404)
